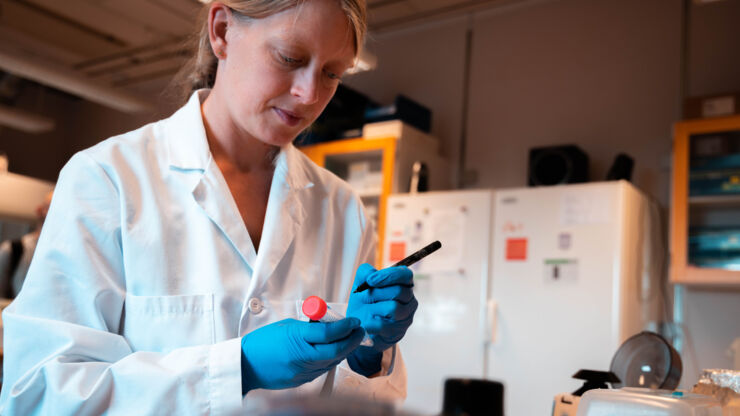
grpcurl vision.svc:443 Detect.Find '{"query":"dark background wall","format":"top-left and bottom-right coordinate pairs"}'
top-left (0, 84), bottom-right (176, 181)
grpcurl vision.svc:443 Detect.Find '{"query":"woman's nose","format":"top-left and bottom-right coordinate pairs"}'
top-left (290, 70), bottom-right (320, 105)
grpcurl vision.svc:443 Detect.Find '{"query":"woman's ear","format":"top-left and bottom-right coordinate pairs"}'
top-left (208, 3), bottom-right (231, 59)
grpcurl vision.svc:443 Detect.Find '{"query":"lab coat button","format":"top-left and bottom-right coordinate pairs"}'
top-left (248, 298), bottom-right (263, 314)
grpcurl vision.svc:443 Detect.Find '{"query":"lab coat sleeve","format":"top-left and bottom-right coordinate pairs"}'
top-left (333, 206), bottom-right (408, 402)
top-left (0, 152), bottom-right (243, 416)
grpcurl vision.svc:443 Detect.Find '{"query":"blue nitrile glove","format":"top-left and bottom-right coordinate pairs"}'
top-left (241, 318), bottom-right (365, 394)
top-left (346, 263), bottom-right (418, 377)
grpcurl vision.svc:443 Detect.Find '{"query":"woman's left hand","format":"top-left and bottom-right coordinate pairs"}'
top-left (346, 263), bottom-right (418, 377)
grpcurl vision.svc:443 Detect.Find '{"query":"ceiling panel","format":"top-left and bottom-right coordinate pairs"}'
top-left (0, 26), bottom-right (83, 64)
top-left (0, 0), bottom-right (526, 110)
top-left (98, 0), bottom-right (195, 38)
top-left (1, 0), bottom-right (126, 57)
top-left (23, 0), bottom-right (155, 45)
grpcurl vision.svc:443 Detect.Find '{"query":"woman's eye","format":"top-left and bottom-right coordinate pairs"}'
top-left (325, 71), bottom-right (340, 80)
top-left (279, 54), bottom-right (301, 65)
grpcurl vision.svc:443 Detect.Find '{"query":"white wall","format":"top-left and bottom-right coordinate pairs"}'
top-left (689, 0), bottom-right (740, 96)
top-left (680, 289), bottom-right (740, 388)
top-left (466, 0), bottom-right (681, 204)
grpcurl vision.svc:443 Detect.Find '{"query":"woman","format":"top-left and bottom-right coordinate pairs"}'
top-left (0, 0), bottom-right (417, 414)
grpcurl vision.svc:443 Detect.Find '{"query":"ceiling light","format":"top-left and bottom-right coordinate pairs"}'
top-left (0, 104), bottom-right (55, 133)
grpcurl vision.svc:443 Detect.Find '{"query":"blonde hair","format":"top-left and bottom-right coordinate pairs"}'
top-left (172, 0), bottom-right (367, 103)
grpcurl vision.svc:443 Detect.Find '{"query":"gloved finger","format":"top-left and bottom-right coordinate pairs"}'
top-left (366, 266), bottom-right (414, 289)
top-left (351, 263), bottom-right (377, 291)
top-left (312, 327), bottom-right (365, 359)
top-left (300, 318), bottom-right (362, 344)
top-left (366, 299), bottom-right (418, 322)
top-left (357, 285), bottom-right (414, 304)
top-left (376, 317), bottom-right (415, 343)
top-left (364, 315), bottom-right (415, 338)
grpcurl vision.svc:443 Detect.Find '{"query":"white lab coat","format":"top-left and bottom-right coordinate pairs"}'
top-left (0, 90), bottom-right (406, 415)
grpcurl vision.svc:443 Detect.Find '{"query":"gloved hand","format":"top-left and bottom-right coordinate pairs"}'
top-left (241, 317), bottom-right (365, 394)
top-left (346, 263), bottom-right (418, 377)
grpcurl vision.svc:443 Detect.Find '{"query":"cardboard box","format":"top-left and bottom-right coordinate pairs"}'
top-left (362, 120), bottom-right (439, 153)
top-left (684, 93), bottom-right (740, 119)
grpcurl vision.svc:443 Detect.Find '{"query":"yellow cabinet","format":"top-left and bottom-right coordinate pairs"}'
top-left (670, 115), bottom-right (740, 286)
top-left (300, 126), bottom-right (450, 266)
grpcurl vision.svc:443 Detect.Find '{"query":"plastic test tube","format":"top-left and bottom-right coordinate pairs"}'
top-left (302, 295), bottom-right (373, 347)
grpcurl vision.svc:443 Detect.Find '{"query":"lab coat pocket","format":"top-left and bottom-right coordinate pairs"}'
top-left (123, 293), bottom-right (215, 353)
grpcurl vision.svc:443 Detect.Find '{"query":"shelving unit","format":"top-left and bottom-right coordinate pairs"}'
top-left (299, 124), bottom-right (450, 266)
top-left (670, 115), bottom-right (740, 286)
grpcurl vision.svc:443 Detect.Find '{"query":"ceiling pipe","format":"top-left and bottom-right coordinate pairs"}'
top-left (0, 104), bottom-right (55, 133)
top-left (0, 49), bottom-right (153, 113)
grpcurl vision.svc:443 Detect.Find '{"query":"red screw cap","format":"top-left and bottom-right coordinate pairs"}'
top-left (302, 296), bottom-right (327, 321)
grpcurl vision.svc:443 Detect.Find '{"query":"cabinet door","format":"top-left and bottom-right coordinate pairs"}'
top-left (299, 138), bottom-right (396, 266)
top-left (671, 116), bottom-right (740, 285)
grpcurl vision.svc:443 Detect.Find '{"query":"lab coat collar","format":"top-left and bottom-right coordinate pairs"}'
top-left (275, 144), bottom-right (314, 192)
top-left (164, 89), bottom-right (212, 173)
top-left (163, 89), bottom-right (315, 288)
top-left (163, 89), bottom-right (314, 192)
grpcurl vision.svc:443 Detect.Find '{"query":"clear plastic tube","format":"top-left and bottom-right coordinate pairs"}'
top-left (302, 296), bottom-right (373, 347)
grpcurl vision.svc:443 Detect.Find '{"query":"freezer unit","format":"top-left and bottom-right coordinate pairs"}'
top-left (488, 181), bottom-right (662, 415)
top-left (382, 182), bottom-right (662, 416)
top-left (383, 190), bottom-right (494, 415)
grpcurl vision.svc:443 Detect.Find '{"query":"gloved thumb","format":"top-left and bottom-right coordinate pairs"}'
top-left (301, 317), bottom-right (362, 344)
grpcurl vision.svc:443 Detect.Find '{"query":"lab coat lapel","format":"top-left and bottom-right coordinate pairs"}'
top-left (163, 89), bottom-right (257, 271)
top-left (251, 145), bottom-right (312, 290)
top-left (192, 166), bottom-right (258, 270)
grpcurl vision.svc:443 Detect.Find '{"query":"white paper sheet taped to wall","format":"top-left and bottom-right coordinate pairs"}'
top-left (560, 187), bottom-right (615, 226)
top-left (418, 207), bottom-right (465, 273)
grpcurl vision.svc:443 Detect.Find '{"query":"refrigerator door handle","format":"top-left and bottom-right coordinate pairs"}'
top-left (486, 299), bottom-right (498, 344)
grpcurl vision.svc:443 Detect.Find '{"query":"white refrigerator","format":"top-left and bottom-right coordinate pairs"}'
top-left (382, 181), bottom-right (662, 416)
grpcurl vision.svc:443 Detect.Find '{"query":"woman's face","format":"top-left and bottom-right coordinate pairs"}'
top-left (215, 0), bottom-right (357, 147)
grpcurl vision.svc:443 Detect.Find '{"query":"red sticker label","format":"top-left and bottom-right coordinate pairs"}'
top-left (389, 241), bottom-right (406, 262)
top-left (506, 238), bottom-right (528, 261)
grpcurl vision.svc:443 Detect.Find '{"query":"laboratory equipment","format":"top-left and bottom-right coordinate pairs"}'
top-left (382, 181), bottom-right (663, 415)
top-left (576, 388), bottom-right (722, 416)
top-left (609, 331), bottom-right (682, 390)
top-left (301, 296), bottom-right (373, 347)
top-left (552, 370), bottom-right (621, 416)
top-left (553, 331), bottom-right (681, 416)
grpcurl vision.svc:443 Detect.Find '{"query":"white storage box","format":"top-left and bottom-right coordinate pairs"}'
top-left (577, 388), bottom-right (722, 416)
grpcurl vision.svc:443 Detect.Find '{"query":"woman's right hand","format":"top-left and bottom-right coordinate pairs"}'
top-left (240, 318), bottom-right (364, 394)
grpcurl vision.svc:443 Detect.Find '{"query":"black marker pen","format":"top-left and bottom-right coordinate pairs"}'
top-left (354, 240), bottom-right (442, 293)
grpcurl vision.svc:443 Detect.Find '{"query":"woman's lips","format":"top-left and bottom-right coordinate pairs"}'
top-left (273, 108), bottom-right (302, 127)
